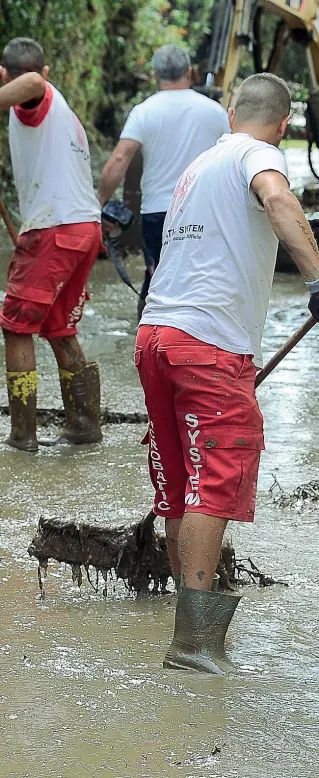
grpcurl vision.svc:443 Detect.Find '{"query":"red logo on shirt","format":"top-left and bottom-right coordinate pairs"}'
top-left (168, 163), bottom-right (197, 225)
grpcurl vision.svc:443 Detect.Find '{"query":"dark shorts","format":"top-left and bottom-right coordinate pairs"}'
top-left (141, 212), bottom-right (166, 299)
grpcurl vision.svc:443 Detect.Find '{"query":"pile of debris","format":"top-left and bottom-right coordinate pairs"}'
top-left (28, 509), bottom-right (283, 598)
top-left (271, 476), bottom-right (319, 512)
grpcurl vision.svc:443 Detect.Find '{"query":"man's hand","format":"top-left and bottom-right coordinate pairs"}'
top-left (98, 138), bottom-right (141, 207)
top-left (308, 291), bottom-right (319, 322)
top-left (251, 170), bottom-right (319, 282)
top-left (0, 70), bottom-right (46, 111)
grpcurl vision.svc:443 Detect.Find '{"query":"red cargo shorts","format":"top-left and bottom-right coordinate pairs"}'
top-left (0, 221), bottom-right (102, 338)
top-left (135, 325), bottom-right (265, 522)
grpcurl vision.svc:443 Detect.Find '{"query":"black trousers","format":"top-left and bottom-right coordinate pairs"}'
top-left (141, 211), bottom-right (166, 299)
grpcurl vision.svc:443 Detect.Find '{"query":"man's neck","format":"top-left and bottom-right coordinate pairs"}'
top-left (159, 79), bottom-right (189, 91)
top-left (232, 125), bottom-right (279, 147)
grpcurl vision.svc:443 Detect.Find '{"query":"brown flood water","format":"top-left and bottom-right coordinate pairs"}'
top-left (0, 149), bottom-right (319, 778)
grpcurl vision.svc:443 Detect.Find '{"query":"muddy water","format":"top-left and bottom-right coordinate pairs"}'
top-left (1, 151), bottom-right (319, 778)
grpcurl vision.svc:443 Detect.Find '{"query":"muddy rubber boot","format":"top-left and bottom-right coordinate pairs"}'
top-left (6, 370), bottom-right (38, 452)
top-left (40, 362), bottom-right (102, 445)
top-left (163, 587), bottom-right (241, 674)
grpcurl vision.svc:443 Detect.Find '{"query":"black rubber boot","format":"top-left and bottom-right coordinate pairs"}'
top-left (163, 587), bottom-right (242, 674)
top-left (40, 362), bottom-right (102, 445)
top-left (6, 370), bottom-right (38, 452)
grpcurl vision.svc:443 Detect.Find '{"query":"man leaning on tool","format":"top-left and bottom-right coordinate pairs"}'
top-left (98, 44), bottom-right (229, 319)
top-left (135, 73), bottom-right (319, 674)
top-left (0, 37), bottom-right (102, 452)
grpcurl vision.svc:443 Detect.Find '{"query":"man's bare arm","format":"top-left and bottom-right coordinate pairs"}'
top-left (0, 70), bottom-right (46, 111)
top-left (251, 170), bottom-right (319, 281)
top-left (98, 138), bottom-right (141, 206)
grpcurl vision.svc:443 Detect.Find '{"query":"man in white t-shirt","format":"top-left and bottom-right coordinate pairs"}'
top-left (0, 37), bottom-right (102, 452)
top-left (135, 73), bottom-right (319, 674)
top-left (98, 44), bottom-right (229, 318)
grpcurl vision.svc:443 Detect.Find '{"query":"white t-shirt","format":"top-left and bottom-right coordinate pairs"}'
top-left (9, 83), bottom-right (101, 234)
top-left (120, 89), bottom-right (229, 213)
top-left (142, 133), bottom-right (289, 368)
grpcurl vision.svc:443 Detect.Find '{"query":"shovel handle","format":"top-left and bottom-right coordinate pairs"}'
top-left (255, 315), bottom-right (317, 388)
top-left (0, 200), bottom-right (18, 246)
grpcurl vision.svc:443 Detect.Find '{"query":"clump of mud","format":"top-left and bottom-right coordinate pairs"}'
top-left (271, 477), bottom-right (319, 511)
top-left (28, 510), bottom-right (283, 597)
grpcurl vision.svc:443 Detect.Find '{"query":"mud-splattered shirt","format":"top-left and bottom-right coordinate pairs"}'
top-left (9, 83), bottom-right (100, 234)
top-left (142, 132), bottom-right (289, 368)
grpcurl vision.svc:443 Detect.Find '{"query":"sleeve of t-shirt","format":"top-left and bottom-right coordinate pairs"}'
top-left (120, 105), bottom-right (144, 144)
top-left (242, 146), bottom-right (289, 209)
top-left (13, 82), bottom-right (53, 128)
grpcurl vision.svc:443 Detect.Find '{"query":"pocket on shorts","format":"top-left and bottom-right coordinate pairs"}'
top-left (201, 425), bottom-right (265, 511)
top-left (134, 345), bottom-right (142, 367)
top-left (204, 426), bottom-right (264, 451)
top-left (162, 344), bottom-right (217, 366)
top-left (55, 234), bottom-right (93, 252)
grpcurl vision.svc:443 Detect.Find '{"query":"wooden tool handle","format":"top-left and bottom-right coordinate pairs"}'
top-left (255, 315), bottom-right (317, 388)
top-left (0, 200), bottom-right (18, 246)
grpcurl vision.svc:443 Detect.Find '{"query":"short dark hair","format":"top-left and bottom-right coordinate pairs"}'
top-left (2, 37), bottom-right (44, 77)
top-left (234, 73), bottom-right (291, 125)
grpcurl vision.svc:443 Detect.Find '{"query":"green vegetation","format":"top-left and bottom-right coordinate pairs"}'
top-left (280, 139), bottom-right (308, 149)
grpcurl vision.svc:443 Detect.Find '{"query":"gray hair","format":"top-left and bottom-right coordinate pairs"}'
top-left (152, 44), bottom-right (190, 82)
top-left (234, 73), bottom-right (291, 125)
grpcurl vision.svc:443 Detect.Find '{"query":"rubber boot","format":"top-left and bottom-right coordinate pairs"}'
top-left (163, 587), bottom-right (242, 674)
top-left (6, 370), bottom-right (38, 452)
top-left (40, 362), bottom-right (102, 445)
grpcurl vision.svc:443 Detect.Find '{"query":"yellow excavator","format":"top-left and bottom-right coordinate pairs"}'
top-left (203, 0), bottom-right (319, 107)
top-left (199, 0), bottom-right (319, 178)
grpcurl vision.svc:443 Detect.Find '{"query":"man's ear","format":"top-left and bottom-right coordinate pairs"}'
top-left (0, 66), bottom-right (11, 85)
top-left (228, 106), bottom-right (235, 130)
top-left (42, 65), bottom-right (49, 80)
top-left (278, 114), bottom-right (290, 140)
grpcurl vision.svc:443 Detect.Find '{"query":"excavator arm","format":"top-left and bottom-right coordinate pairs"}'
top-left (204, 0), bottom-right (319, 108)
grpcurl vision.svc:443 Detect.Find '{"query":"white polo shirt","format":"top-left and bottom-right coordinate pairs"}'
top-left (141, 133), bottom-right (289, 367)
top-left (120, 88), bottom-right (230, 213)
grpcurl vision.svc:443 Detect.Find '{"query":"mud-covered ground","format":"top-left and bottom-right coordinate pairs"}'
top-left (0, 148), bottom-right (319, 778)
